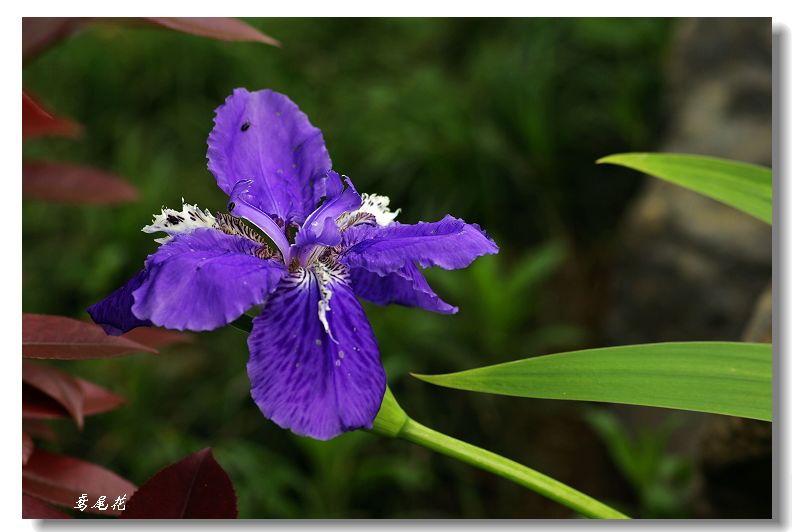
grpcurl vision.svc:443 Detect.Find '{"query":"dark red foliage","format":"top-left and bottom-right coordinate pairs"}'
top-left (22, 362), bottom-right (125, 427)
top-left (122, 448), bottom-right (238, 519)
top-left (23, 314), bottom-right (156, 359)
top-left (23, 494), bottom-right (71, 519)
top-left (23, 433), bottom-right (34, 465)
top-left (22, 91), bottom-right (81, 139)
top-left (23, 17), bottom-right (278, 65)
top-left (23, 161), bottom-right (139, 205)
top-left (23, 449), bottom-right (136, 516)
top-left (144, 17), bottom-right (280, 47)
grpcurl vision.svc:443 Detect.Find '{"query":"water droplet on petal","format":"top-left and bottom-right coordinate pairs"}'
top-left (338, 351), bottom-right (345, 359)
top-left (315, 338), bottom-right (322, 346)
top-left (335, 360), bottom-right (341, 366)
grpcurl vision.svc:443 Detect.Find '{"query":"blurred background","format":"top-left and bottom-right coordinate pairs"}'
top-left (22, 18), bottom-right (772, 518)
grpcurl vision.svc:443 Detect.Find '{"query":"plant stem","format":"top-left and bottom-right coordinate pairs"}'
top-left (398, 417), bottom-right (629, 519)
top-left (371, 388), bottom-right (629, 519)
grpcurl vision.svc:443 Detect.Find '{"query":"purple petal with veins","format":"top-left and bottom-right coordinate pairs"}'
top-left (247, 267), bottom-right (386, 440)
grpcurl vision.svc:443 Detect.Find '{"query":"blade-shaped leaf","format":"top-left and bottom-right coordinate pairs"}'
top-left (22, 494), bottom-right (71, 519)
top-left (22, 364), bottom-right (125, 425)
top-left (121, 448), bottom-right (237, 519)
top-left (22, 91), bottom-right (81, 139)
top-left (23, 449), bottom-right (136, 516)
top-left (414, 342), bottom-right (772, 421)
top-left (22, 362), bottom-right (85, 428)
top-left (23, 17), bottom-right (278, 63)
top-left (23, 432), bottom-right (34, 465)
top-left (23, 314), bottom-right (156, 359)
top-left (23, 384), bottom-right (70, 420)
top-left (597, 152), bottom-right (772, 224)
top-left (144, 17), bottom-right (280, 47)
top-left (23, 161), bottom-right (138, 205)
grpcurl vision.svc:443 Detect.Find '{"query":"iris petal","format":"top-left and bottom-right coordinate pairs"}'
top-left (341, 215), bottom-right (499, 275)
top-left (207, 88), bottom-right (332, 224)
top-left (247, 267), bottom-right (386, 440)
top-left (87, 270), bottom-right (153, 335)
top-left (295, 172), bottom-right (362, 253)
top-left (349, 262), bottom-right (458, 314)
top-left (132, 228), bottom-right (286, 331)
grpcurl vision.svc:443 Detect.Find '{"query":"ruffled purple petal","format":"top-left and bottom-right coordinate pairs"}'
top-left (132, 228), bottom-right (286, 331)
top-left (340, 214), bottom-right (499, 275)
top-left (350, 262), bottom-right (458, 314)
top-left (247, 267), bottom-right (386, 440)
top-left (207, 88), bottom-right (332, 224)
top-left (87, 270), bottom-right (153, 335)
top-left (295, 173), bottom-right (361, 251)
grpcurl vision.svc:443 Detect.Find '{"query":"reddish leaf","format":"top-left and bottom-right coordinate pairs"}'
top-left (23, 381), bottom-right (124, 422)
top-left (22, 494), bottom-right (71, 519)
top-left (121, 327), bottom-right (193, 349)
top-left (23, 449), bottom-right (136, 516)
top-left (122, 448), bottom-right (237, 519)
top-left (78, 378), bottom-right (126, 416)
top-left (22, 18), bottom-right (87, 63)
top-left (22, 362), bottom-right (85, 428)
top-left (23, 432), bottom-right (34, 465)
top-left (23, 384), bottom-right (73, 420)
top-left (23, 161), bottom-right (139, 205)
top-left (23, 419), bottom-right (56, 441)
top-left (23, 314), bottom-right (156, 359)
top-left (23, 17), bottom-right (278, 63)
top-left (144, 17), bottom-right (280, 47)
top-left (22, 91), bottom-right (82, 139)
top-left (22, 363), bottom-right (126, 427)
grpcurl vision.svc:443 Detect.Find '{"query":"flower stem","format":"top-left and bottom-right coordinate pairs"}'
top-left (400, 418), bottom-right (628, 519)
top-left (371, 387), bottom-right (629, 519)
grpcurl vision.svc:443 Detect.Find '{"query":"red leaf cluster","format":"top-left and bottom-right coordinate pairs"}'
top-left (21, 15), bottom-right (254, 521)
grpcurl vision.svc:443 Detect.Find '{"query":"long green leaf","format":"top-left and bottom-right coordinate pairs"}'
top-left (597, 152), bottom-right (772, 224)
top-left (414, 342), bottom-right (772, 421)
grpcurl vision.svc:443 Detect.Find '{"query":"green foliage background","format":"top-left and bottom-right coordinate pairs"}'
top-left (23, 18), bottom-right (678, 517)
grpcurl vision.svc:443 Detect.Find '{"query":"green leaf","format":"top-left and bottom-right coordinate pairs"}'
top-left (413, 342), bottom-right (772, 421)
top-left (597, 152), bottom-right (772, 224)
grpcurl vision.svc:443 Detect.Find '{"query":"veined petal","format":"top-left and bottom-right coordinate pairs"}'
top-left (87, 270), bottom-right (153, 335)
top-left (207, 88), bottom-right (332, 224)
top-left (341, 215), bottom-right (499, 275)
top-left (295, 173), bottom-right (361, 252)
top-left (247, 266), bottom-right (386, 440)
top-left (350, 262), bottom-right (458, 315)
top-left (132, 228), bottom-right (286, 331)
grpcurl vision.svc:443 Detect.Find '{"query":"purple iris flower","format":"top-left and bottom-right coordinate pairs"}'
top-left (88, 88), bottom-right (498, 440)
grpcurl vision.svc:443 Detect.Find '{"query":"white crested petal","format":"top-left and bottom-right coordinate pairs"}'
top-left (142, 200), bottom-right (218, 243)
top-left (357, 193), bottom-right (400, 226)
